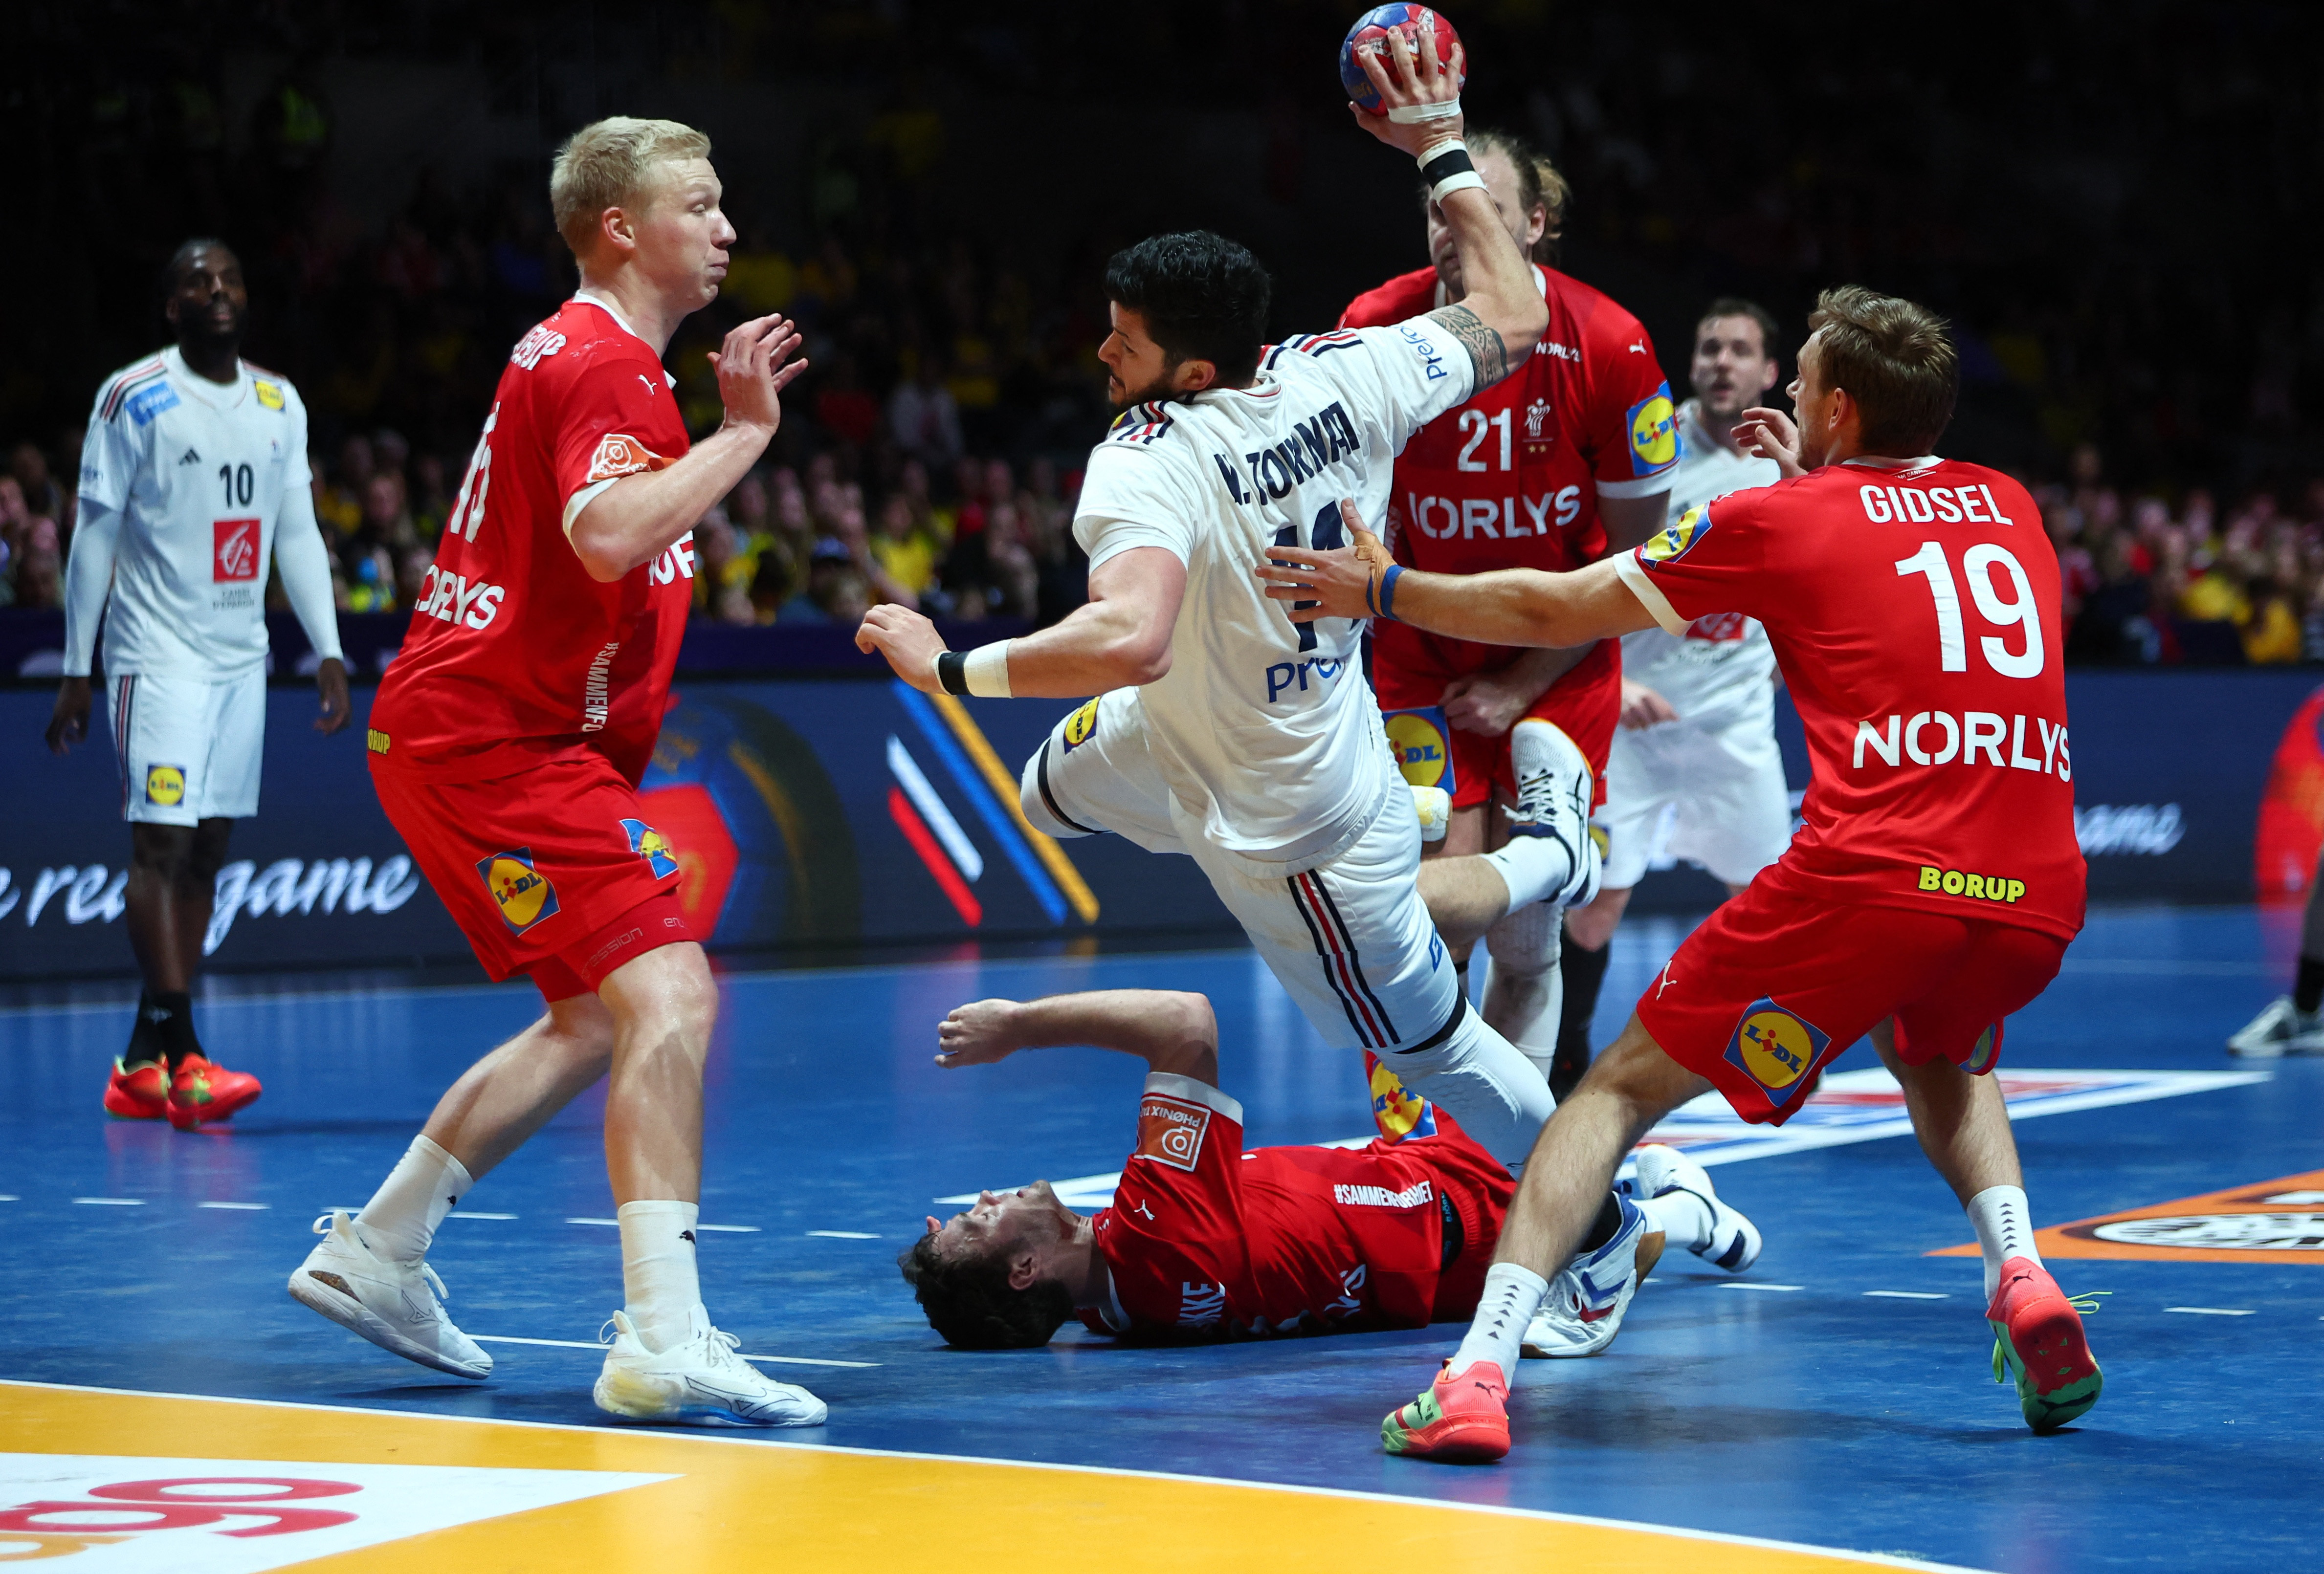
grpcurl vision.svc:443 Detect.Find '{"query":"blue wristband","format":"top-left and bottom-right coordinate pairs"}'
top-left (1378, 564), bottom-right (1404, 621)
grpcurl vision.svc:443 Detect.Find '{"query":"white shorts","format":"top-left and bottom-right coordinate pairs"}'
top-left (1599, 699), bottom-right (1792, 891)
top-left (108, 668), bottom-right (265, 825)
top-left (1023, 690), bottom-right (1463, 1053)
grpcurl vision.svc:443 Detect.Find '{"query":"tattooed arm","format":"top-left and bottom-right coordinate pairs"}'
top-left (1424, 185), bottom-right (1548, 389)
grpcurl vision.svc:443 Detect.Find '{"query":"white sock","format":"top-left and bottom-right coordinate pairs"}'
top-left (1638, 1190), bottom-right (1713, 1251)
top-left (1480, 837), bottom-right (1576, 913)
top-left (1392, 1012), bottom-right (1554, 1175)
top-left (1448, 1262), bottom-right (1549, 1379)
top-left (1481, 901), bottom-right (1562, 1080)
top-left (356, 1135), bottom-right (472, 1264)
top-left (1966, 1184), bottom-right (2041, 1301)
top-left (619, 1199), bottom-right (704, 1353)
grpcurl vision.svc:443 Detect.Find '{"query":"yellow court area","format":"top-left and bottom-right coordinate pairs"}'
top-left (0, 1380), bottom-right (1984, 1574)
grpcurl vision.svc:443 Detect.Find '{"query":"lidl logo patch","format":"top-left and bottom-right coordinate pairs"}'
top-left (254, 378), bottom-right (286, 410)
top-left (476, 848), bottom-right (557, 932)
top-left (143, 765), bottom-right (186, 807)
top-left (1382, 707), bottom-right (1456, 792)
top-left (622, 818), bottom-right (681, 878)
top-left (1062, 697), bottom-right (1100, 751)
top-left (1934, 1168), bottom-right (2324, 1266)
top-left (1626, 382), bottom-right (1679, 474)
top-left (1725, 998), bottom-right (1830, 1103)
top-left (1367, 1051), bottom-right (1438, 1143)
top-left (1641, 506), bottom-right (1708, 565)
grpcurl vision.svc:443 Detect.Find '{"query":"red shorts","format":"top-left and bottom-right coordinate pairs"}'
top-left (370, 743), bottom-right (692, 1004)
top-left (1372, 626), bottom-right (1618, 812)
top-left (1635, 878), bottom-right (2068, 1127)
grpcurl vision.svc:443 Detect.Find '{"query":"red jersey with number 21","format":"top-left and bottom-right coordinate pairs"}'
top-left (1614, 458), bottom-right (2085, 942)
top-left (370, 295), bottom-right (696, 786)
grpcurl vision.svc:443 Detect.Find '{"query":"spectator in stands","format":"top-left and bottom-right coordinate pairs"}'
top-left (10, 441), bottom-right (63, 526)
top-left (870, 491), bottom-right (941, 604)
top-left (888, 354), bottom-right (963, 471)
top-left (318, 435), bottom-right (372, 538)
top-left (779, 538), bottom-right (870, 624)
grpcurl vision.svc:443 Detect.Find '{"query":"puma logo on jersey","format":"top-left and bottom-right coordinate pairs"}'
top-left (178, 447), bottom-right (200, 465)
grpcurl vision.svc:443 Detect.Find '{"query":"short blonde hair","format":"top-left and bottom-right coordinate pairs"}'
top-left (549, 116), bottom-right (712, 257)
top-left (1808, 285), bottom-right (1958, 456)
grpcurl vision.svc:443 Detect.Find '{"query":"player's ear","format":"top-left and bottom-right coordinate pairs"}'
top-left (1005, 1249), bottom-right (1042, 1292)
top-left (1172, 358), bottom-right (1219, 396)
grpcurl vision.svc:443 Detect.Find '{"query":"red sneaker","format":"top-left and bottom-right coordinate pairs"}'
top-left (1986, 1257), bottom-right (2103, 1432)
top-left (1381, 1359), bottom-right (1510, 1462)
top-left (165, 1054), bottom-right (263, 1130)
top-left (103, 1058), bottom-right (170, 1120)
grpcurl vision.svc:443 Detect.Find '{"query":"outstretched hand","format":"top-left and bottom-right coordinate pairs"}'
top-left (936, 999), bottom-right (1024, 1069)
top-left (1734, 406), bottom-right (1807, 478)
top-left (1253, 496), bottom-right (1395, 622)
top-left (710, 313), bottom-right (809, 436)
top-left (1347, 20), bottom-right (1466, 158)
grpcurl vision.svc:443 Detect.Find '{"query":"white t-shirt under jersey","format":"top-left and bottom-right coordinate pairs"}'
top-left (1074, 322), bottom-right (1476, 873)
top-left (76, 347), bottom-right (315, 679)
top-left (1617, 398), bottom-right (1780, 726)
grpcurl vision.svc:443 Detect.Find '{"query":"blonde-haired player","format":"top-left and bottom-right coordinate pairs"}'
top-left (288, 117), bottom-right (827, 1428)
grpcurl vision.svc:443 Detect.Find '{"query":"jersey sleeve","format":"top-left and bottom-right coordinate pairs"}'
top-left (77, 378), bottom-right (144, 513)
top-left (1071, 436), bottom-right (1201, 571)
top-left (1287, 320), bottom-right (1476, 454)
top-left (1094, 1072), bottom-right (1255, 1338)
top-left (1585, 317), bottom-right (1681, 500)
top-left (1613, 492), bottom-right (1772, 634)
top-left (552, 353), bottom-right (681, 533)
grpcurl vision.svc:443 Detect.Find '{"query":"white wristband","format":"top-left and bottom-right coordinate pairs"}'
top-left (1388, 97), bottom-right (1462, 125)
top-left (1430, 170), bottom-right (1487, 203)
top-left (964, 640), bottom-right (1014, 699)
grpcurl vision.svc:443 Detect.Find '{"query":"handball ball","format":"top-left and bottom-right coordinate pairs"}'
top-left (1341, 5), bottom-right (1464, 116)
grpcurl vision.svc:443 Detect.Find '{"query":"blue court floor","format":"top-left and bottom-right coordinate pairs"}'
top-left (2, 905), bottom-right (2319, 1573)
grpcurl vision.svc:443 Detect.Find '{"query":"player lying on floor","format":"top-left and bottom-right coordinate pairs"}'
top-left (898, 989), bottom-right (1759, 1350)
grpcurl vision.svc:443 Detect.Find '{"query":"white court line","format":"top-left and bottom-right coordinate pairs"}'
top-left (807, 1231), bottom-right (881, 1240)
top-left (1716, 1283), bottom-right (1803, 1292)
top-left (696, 1224), bottom-right (760, 1233)
top-left (0, 1378), bottom-right (2002, 1574)
top-left (198, 1201), bottom-right (269, 1210)
top-left (566, 1217), bottom-right (620, 1226)
top-left (466, 1334), bottom-right (879, 1369)
top-left (0, 1196), bottom-right (17, 1203)
top-left (2165, 1306), bottom-right (2254, 1316)
top-left (71, 1198), bottom-right (144, 1206)
top-left (452, 1211), bottom-right (519, 1220)
top-left (561, 1217), bottom-right (756, 1231)
top-left (1864, 1290), bottom-right (1948, 1300)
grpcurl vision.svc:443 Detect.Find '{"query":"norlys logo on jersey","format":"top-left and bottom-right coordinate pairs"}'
top-left (1853, 712), bottom-right (2070, 780)
top-left (413, 565), bottom-right (506, 630)
top-left (646, 530), bottom-right (698, 587)
top-left (213, 518), bottom-right (260, 581)
top-left (1404, 487), bottom-right (1582, 541)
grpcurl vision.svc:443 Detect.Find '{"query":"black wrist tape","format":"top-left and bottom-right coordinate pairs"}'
top-left (936, 650), bottom-right (969, 696)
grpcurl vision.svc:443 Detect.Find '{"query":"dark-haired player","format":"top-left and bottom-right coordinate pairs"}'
top-left (1262, 286), bottom-right (2099, 1458)
top-left (900, 989), bottom-right (1756, 1351)
top-left (48, 239), bottom-right (348, 1129)
top-left (1338, 128), bottom-right (1676, 1103)
top-left (859, 32), bottom-right (1605, 1213)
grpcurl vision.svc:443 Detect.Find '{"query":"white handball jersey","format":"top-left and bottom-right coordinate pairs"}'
top-left (77, 347), bottom-right (315, 679)
top-left (1617, 399), bottom-right (1781, 725)
top-left (1074, 321), bottom-right (1476, 872)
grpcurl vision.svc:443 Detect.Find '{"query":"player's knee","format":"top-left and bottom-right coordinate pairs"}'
top-left (1573, 1014), bottom-right (1704, 1130)
top-left (603, 941), bottom-right (718, 1045)
top-left (1486, 900), bottom-right (1559, 978)
top-left (129, 823), bottom-right (197, 878)
top-left (897, 1230), bottom-right (1073, 1350)
top-left (546, 992), bottom-right (619, 1066)
top-left (185, 819), bottom-right (233, 886)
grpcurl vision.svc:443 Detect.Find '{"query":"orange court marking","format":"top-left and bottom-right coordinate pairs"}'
top-left (0, 1379), bottom-right (1991, 1574)
top-left (1929, 1169), bottom-right (2324, 1265)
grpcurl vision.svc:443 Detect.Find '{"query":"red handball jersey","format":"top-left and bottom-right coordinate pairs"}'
top-left (1339, 263), bottom-right (1678, 681)
top-left (1075, 1073), bottom-right (1511, 1341)
top-left (1614, 457), bottom-right (2087, 941)
top-left (369, 295), bottom-right (696, 787)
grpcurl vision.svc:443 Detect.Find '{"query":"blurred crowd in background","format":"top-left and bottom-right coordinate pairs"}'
top-left (0, 0), bottom-right (2317, 663)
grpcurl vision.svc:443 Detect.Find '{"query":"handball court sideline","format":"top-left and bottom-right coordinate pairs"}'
top-left (0, 904), bottom-right (2315, 1573)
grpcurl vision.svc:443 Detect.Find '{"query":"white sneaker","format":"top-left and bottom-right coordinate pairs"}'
top-left (2226, 995), bottom-right (2324, 1058)
top-left (593, 1308), bottom-right (827, 1428)
top-left (1630, 1143), bottom-right (1763, 1273)
top-left (287, 1210), bottom-right (491, 1379)
top-left (1504, 720), bottom-right (1602, 909)
top-left (1411, 784), bottom-right (1452, 844)
top-left (1522, 1192), bottom-right (1646, 1358)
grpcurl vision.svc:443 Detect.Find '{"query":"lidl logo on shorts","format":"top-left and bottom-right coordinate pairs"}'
top-left (1368, 1053), bottom-right (1439, 1143)
top-left (1724, 997), bottom-right (1832, 1105)
top-left (1062, 697), bottom-right (1101, 751)
top-left (1640, 506), bottom-right (1708, 565)
top-left (622, 817), bottom-right (681, 878)
top-left (1626, 382), bottom-right (1679, 475)
top-left (1382, 706), bottom-right (1457, 792)
top-left (254, 378), bottom-right (286, 410)
top-left (1135, 1093), bottom-right (1212, 1173)
top-left (476, 847), bottom-right (559, 932)
top-left (143, 764), bottom-right (186, 807)
top-left (1963, 1021), bottom-right (2002, 1075)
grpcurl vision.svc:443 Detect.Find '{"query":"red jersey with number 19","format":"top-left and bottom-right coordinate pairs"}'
top-left (1614, 457), bottom-right (2086, 942)
top-left (369, 294), bottom-right (696, 787)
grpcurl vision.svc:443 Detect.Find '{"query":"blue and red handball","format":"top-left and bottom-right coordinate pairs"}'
top-left (1340, 5), bottom-right (1464, 115)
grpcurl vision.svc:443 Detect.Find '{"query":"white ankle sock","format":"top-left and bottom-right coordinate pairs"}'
top-left (619, 1200), bottom-right (704, 1353)
top-left (1448, 1262), bottom-right (1548, 1378)
top-left (1638, 1189), bottom-right (1714, 1251)
top-left (356, 1135), bottom-right (472, 1264)
top-left (1966, 1184), bottom-right (2041, 1301)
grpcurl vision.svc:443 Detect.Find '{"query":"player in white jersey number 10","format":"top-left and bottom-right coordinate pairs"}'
top-left (859, 31), bottom-right (1663, 1350)
top-left (45, 240), bottom-right (349, 1131)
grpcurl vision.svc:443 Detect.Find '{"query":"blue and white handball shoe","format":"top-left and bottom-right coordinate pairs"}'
top-left (1630, 1143), bottom-right (1762, 1273)
top-left (1522, 1190), bottom-right (1648, 1359)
